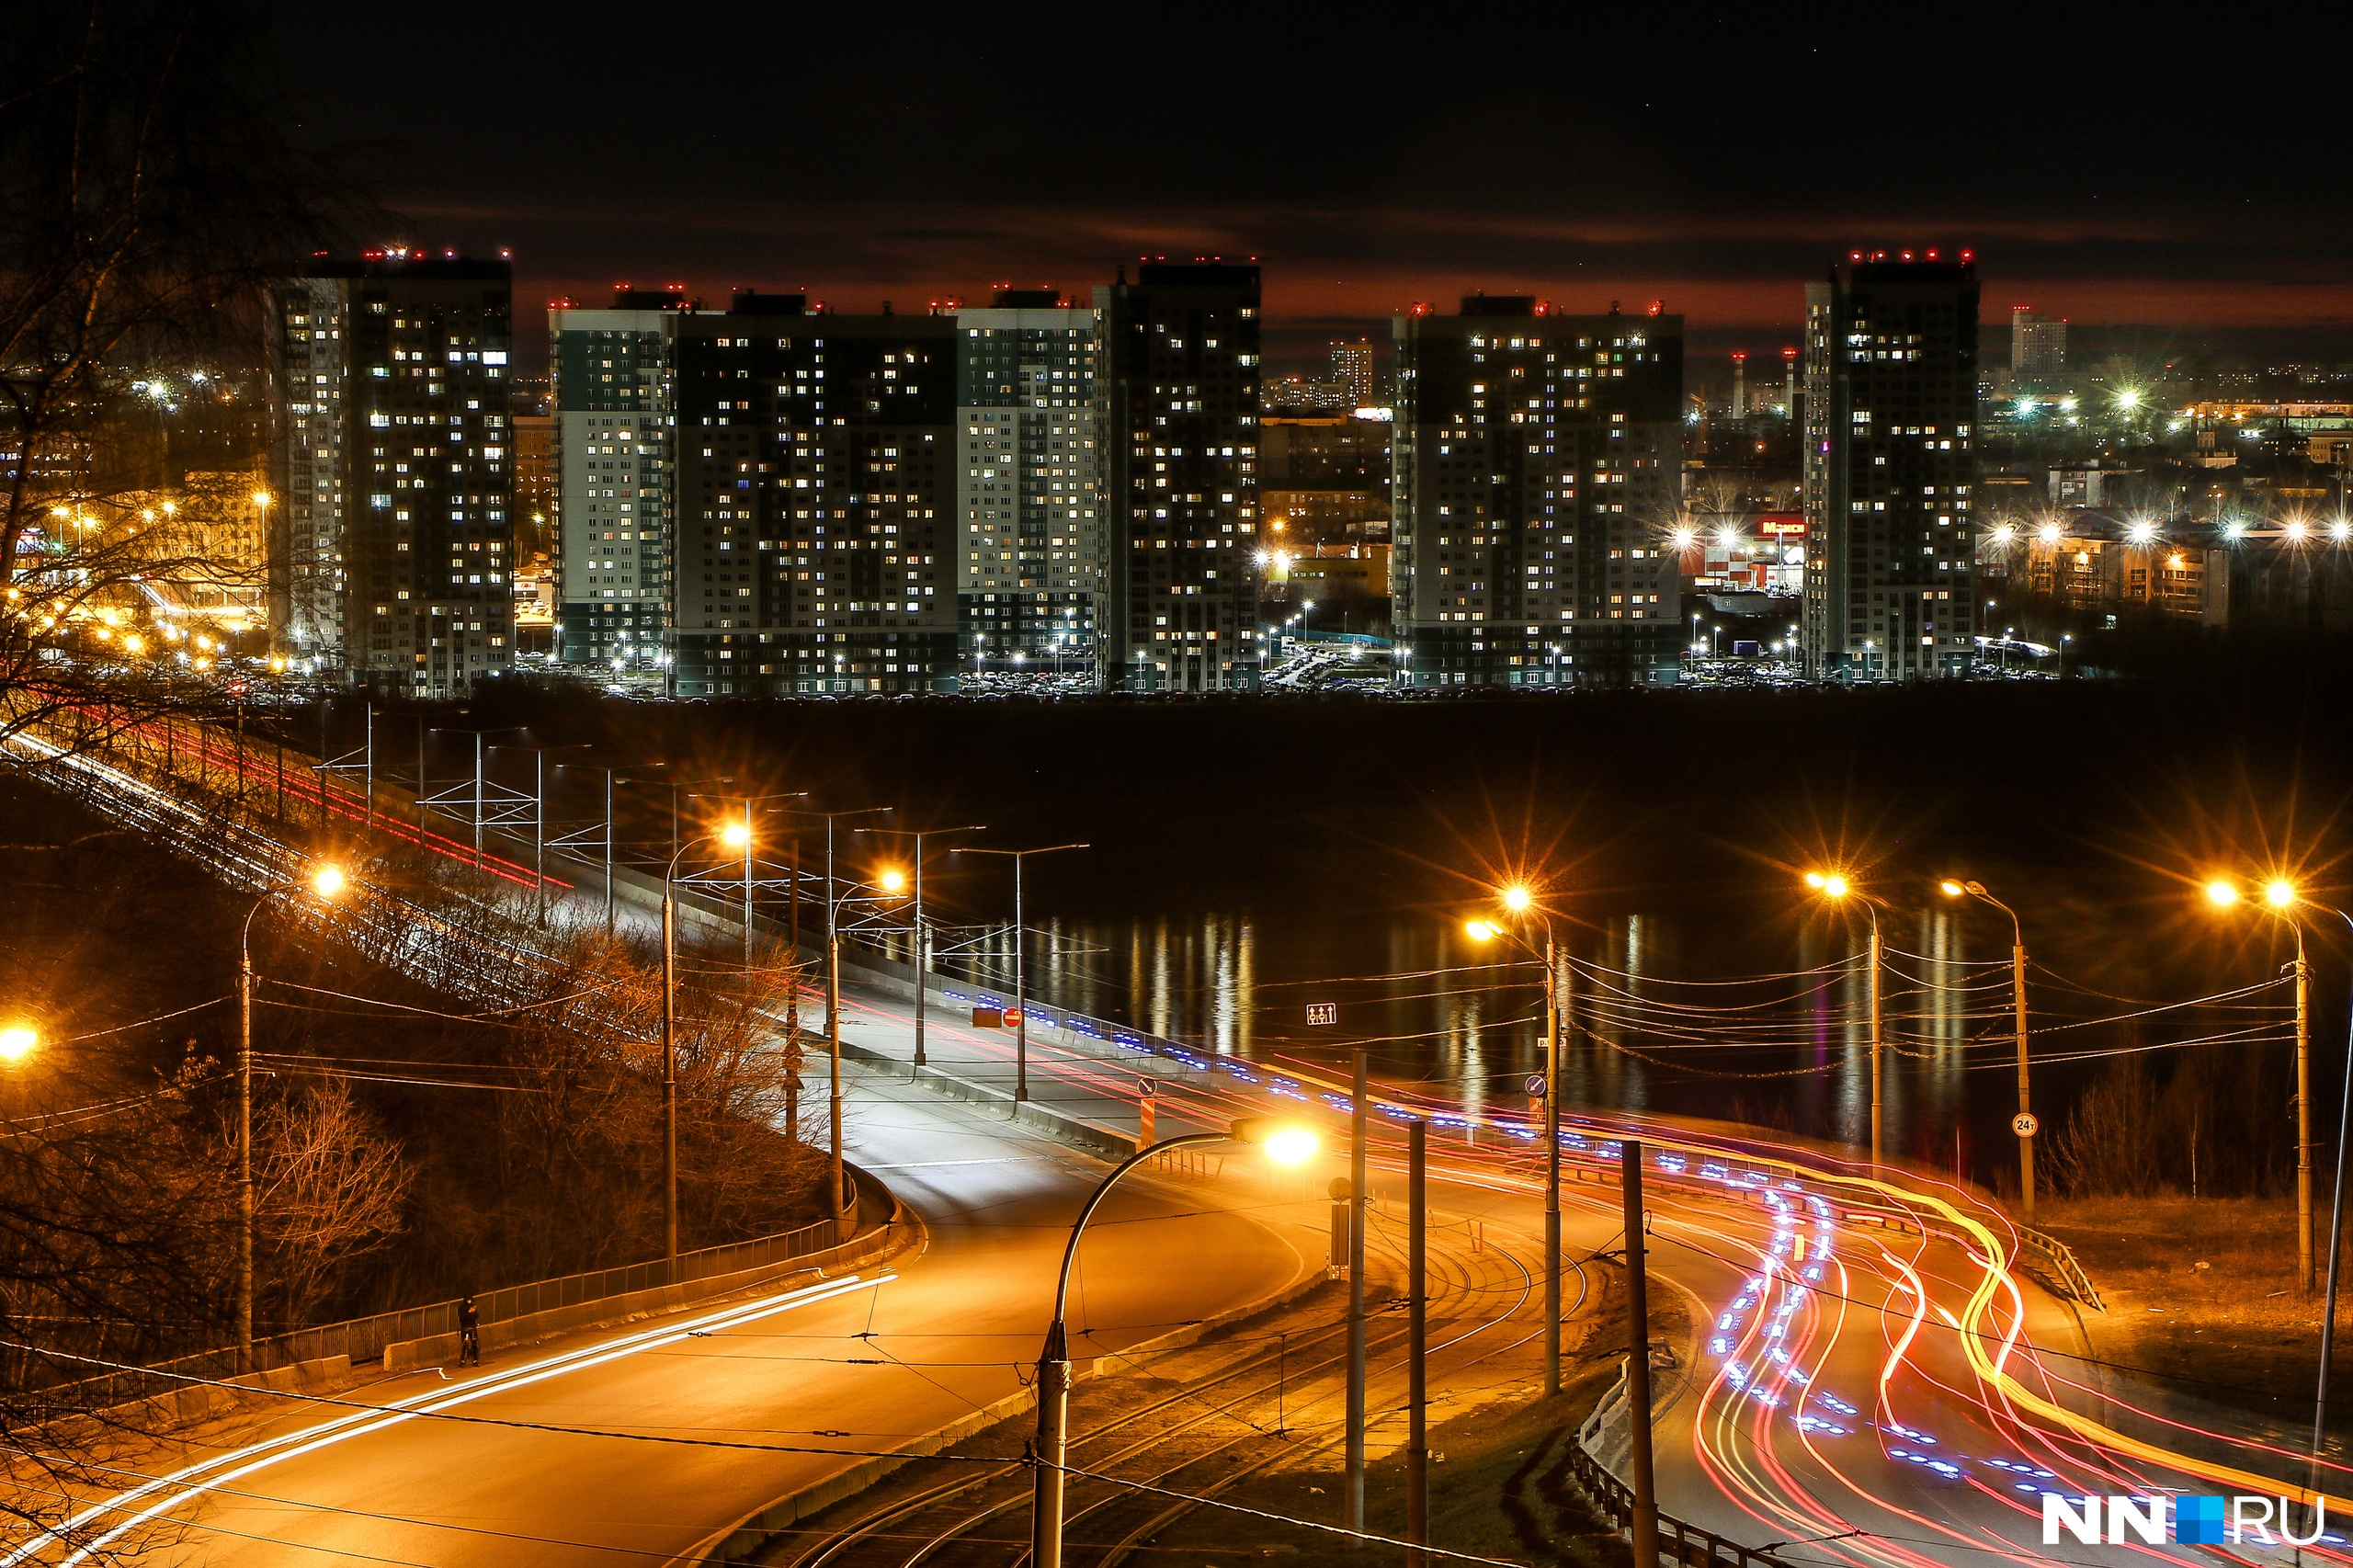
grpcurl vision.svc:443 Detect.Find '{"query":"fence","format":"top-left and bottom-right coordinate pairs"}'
top-left (40, 1199), bottom-right (860, 1415)
top-left (1574, 1367), bottom-right (1802, 1568)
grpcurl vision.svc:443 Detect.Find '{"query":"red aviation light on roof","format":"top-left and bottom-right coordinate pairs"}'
top-left (1648, 300), bottom-right (1663, 316)
top-left (666, 282), bottom-right (686, 292)
top-left (1961, 249), bottom-right (1974, 262)
top-left (1781, 347), bottom-right (1799, 360)
top-left (1925, 249), bottom-right (1938, 259)
top-left (1533, 299), bottom-right (1551, 315)
top-left (1732, 350), bottom-right (1747, 361)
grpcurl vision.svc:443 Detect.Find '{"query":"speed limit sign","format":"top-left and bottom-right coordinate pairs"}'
top-left (2012, 1111), bottom-right (2039, 1138)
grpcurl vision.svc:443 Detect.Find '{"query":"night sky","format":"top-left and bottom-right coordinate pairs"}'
top-left (271, 6), bottom-right (2353, 373)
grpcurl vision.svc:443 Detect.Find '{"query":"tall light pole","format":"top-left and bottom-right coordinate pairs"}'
top-left (663, 820), bottom-right (754, 1262)
top-left (782, 805), bottom-right (894, 1231)
top-left (1806, 870), bottom-right (1886, 1167)
top-left (237, 860), bottom-right (347, 1367)
top-left (859, 824), bottom-right (984, 1070)
top-left (2206, 877), bottom-right (2318, 1293)
top-left (1029, 1118), bottom-right (1319, 1568)
top-left (1346, 1049), bottom-right (1367, 1543)
top-left (1943, 878), bottom-right (2035, 1224)
top-left (1405, 1115), bottom-right (1429, 1567)
top-left (695, 790), bottom-right (807, 971)
top-left (1463, 881), bottom-right (1566, 1396)
top-left (963, 843), bottom-right (1089, 1102)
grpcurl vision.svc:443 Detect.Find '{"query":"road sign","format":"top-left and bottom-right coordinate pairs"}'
top-left (1523, 1074), bottom-right (1546, 1097)
top-left (1002, 1009), bottom-right (1024, 1028)
top-left (1306, 1003), bottom-right (1337, 1026)
top-left (2012, 1111), bottom-right (2040, 1138)
top-left (972, 1007), bottom-right (1005, 1028)
top-left (1137, 1078), bottom-right (1158, 1099)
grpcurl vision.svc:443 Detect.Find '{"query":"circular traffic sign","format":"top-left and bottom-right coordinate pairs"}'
top-left (1002, 1009), bottom-right (1024, 1028)
top-left (1524, 1074), bottom-right (1547, 1097)
top-left (2012, 1111), bottom-right (2039, 1138)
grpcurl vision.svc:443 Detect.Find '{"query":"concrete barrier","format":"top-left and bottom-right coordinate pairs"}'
top-left (383, 1165), bottom-right (917, 1374)
top-left (833, 1038), bottom-right (1138, 1159)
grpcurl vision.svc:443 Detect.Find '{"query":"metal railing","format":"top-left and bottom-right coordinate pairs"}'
top-left (1573, 1365), bottom-right (1801, 1568)
top-left (38, 1199), bottom-right (859, 1415)
top-left (2016, 1223), bottom-right (2106, 1310)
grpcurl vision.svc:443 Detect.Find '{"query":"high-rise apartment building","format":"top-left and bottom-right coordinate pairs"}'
top-left (1332, 338), bottom-right (1377, 408)
top-left (268, 254), bottom-right (515, 695)
top-left (1095, 262), bottom-right (1264, 691)
top-left (1802, 256), bottom-right (1980, 680)
top-left (1392, 298), bottom-right (1685, 687)
top-left (550, 290), bottom-right (684, 668)
top-left (2011, 306), bottom-right (2065, 382)
top-left (670, 293), bottom-right (957, 696)
top-left (954, 290), bottom-right (1102, 673)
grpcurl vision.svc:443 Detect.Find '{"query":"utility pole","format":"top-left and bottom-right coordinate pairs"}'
top-left (1346, 1048), bottom-right (1367, 1545)
top-left (963, 843), bottom-right (1087, 1101)
top-left (1545, 926), bottom-right (1562, 1396)
top-left (859, 824), bottom-right (983, 1071)
top-left (2012, 934), bottom-right (2034, 1224)
top-left (1869, 915), bottom-right (1884, 1168)
top-left (1623, 1139), bottom-right (1660, 1568)
top-left (1406, 1116), bottom-right (1428, 1568)
top-left (2298, 928), bottom-right (2315, 1294)
top-left (237, 933), bottom-right (255, 1370)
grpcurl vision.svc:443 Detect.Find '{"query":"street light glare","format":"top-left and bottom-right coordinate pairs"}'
top-left (1938, 880), bottom-right (1966, 898)
top-left (2265, 880), bottom-right (2297, 908)
top-left (721, 823), bottom-right (752, 850)
top-left (1463, 918), bottom-right (1501, 942)
top-left (2204, 880), bottom-right (2240, 907)
top-left (1500, 884), bottom-right (1532, 912)
top-left (879, 868), bottom-right (907, 892)
top-left (1806, 871), bottom-right (1848, 899)
top-left (0, 1027), bottom-right (34, 1062)
top-left (1262, 1127), bottom-right (1320, 1167)
top-left (310, 864), bottom-right (346, 900)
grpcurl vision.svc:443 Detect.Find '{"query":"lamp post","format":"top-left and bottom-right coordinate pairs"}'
top-left (962, 843), bottom-right (1089, 1102)
top-left (1029, 1117), bottom-right (1319, 1568)
top-left (2206, 878), bottom-right (2318, 1293)
top-left (663, 821), bottom-right (754, 1262)
top-left (1462, 881), bottom-right (1566, 1396)
top-left (1942, 878), bottom-right (2036, 1225)
top-left (1805, 870), bottom-right (1886, 1167)
top-left (238, 860), bottom-right (347, 1367)
top-left (858, 824), bottom-right (985, 1069)
top-left (780, 805), bottom-right (894, 1229)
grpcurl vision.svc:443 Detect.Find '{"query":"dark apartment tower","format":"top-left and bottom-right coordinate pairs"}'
top-left (1802, 255), bottom-right (1980, 681)
top-left (670, 292), bottom-right (958, 696)
top-left (269, 254), bottom-right (515, 697)
top-left (1095, 263), bottom-right (1264, 691)
top-left (1392, 298), bottom-right (1685, 687)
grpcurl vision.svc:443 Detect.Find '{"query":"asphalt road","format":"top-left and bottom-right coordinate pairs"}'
top-left (24, 1062), bottom-right (1312, 1567)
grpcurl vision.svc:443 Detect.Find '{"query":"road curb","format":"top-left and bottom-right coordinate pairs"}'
top-left (835, 1038), bottom-right (1139, 1160)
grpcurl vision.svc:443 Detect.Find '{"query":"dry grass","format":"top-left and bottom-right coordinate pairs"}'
top-left (2037, 1194), bottom-right (2336, 1431)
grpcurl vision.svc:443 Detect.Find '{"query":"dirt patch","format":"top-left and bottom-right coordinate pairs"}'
top-left (2037, 1195), bottom-right (2333, 1432)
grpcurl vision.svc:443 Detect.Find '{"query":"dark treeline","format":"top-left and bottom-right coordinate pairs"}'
top-left (0, 774), bottom-right (822, 1381)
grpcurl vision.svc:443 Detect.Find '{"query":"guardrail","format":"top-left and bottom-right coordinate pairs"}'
top-left (1573, 1364), bottom-right (1801, 1568)
top-left (42, 1197), bottom-right (862, 1413)
top-left (2016, 1223), bottom-right (2105, 1310)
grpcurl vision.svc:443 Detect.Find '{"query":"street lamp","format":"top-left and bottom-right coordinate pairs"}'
top-left (1460, 881), bottom-right (1566, 1397)
top-left (2205, 876), bottom-right (2318, 1294)
top-left (239, 859), bottom-right (346, 1366)
top-left (858, 824), bottom-right (984, 1070)
top-left (1941, 879), bottom-right (2036, 1224)
top-left (660, 820), bottom-right (754, 1262)
top-left (781, 804), bottom-right (894, 1233)
top-left (0, 1026), bottom-right (38, 1062)
top-left (1805, 869), bottom-right (1885, 1166)
top-left (961, 843), bottom-right (1089, 1102)
top-left (1029, 1117), bottom-right (1318, 1568)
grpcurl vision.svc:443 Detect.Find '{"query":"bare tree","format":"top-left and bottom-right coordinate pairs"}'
top-left (0, 1), bottom-right (359, 762)
top-left (253, 1078), bottom-right (410, 1331)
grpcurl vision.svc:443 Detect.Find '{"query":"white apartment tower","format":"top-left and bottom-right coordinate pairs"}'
top-left (954, 291), bottom-right (1102, 675)
top-left (551, 290), bottom-right (683, 668)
